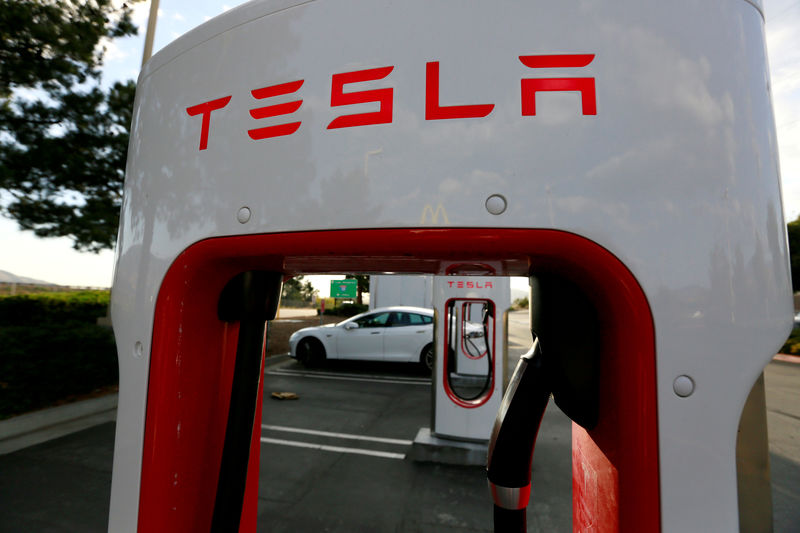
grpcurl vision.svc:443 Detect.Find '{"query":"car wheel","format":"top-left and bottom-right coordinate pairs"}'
top-left (297, 337), bottom-right (326, 367)
top-left (420, 343), bottom-right (434, 372)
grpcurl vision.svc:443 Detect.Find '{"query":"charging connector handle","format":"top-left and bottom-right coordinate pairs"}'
top-left (486, 339), bottom-right (550, 530)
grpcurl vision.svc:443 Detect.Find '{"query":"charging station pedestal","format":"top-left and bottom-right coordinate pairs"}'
top-left (109, 1), bottom-right (790, 531)
top-left (411, 275), bottom-right (510, 464)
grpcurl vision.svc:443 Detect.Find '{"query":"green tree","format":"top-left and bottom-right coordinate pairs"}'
top-left (788, 215), bottom-right (800, 293)
top-left (0, 0), bottom-right (141, 252)
top-left (281, 276), bottom-right (316, 303)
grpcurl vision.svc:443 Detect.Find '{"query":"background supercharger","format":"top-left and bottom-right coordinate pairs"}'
top-left (109, 0), bottom-right (791, 531)
top-left (432, 276), bottom-right (510, 442)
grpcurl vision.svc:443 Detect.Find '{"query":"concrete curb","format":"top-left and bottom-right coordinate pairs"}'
top-left (774, 353), bottom-right (800, 364)
top-left (0, 354), bottom-right (293, 456)
top-left (0, 393), bottom-right (118, 455)
top-left (266, 353), bottom-right (292, 366)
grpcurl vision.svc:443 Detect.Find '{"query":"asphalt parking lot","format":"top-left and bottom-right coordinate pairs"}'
top-left (0, 354), bottom-right (573, 533)
top-left (1, 337), bottom-right (797, 531)
top-left (256, 358), bottom-right (571, 532)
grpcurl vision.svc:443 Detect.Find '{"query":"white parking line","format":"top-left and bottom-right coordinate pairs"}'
top-left (268, 368), bottom-right (430, 385)
top-left (262, 424), bottom-right (413, 446)
top-left (259, 437), bottom-right (406, 460)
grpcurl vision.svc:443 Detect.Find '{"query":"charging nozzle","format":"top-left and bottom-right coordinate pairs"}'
top-left (486, 339), bottom-right (550, 527)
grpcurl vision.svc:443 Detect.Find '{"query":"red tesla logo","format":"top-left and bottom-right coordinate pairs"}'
top-left (447, 281), bottom-right (494, 289)
top-left (186, 54), bottom-right (596, 151)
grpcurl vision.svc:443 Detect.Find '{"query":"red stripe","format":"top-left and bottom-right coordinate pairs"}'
top-left (518, 484), bottom-right (531, 508)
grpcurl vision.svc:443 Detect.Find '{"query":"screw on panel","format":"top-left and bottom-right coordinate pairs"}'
top-left (673, 375), bottom-right (695, 397)
top-left (237, 207), bottom-right (251, 224)
top-left (485, 194), bottom-right (508, 215)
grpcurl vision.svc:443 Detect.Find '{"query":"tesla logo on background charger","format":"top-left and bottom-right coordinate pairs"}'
top-left (447, 281), bottom-right (494, 289)
top-left (185, 54), bottom-right (596, 151)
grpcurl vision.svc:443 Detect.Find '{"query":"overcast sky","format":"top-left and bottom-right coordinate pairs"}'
top-left (2, 0), bottom-right (798, 293)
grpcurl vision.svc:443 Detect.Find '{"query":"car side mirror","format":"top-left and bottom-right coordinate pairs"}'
top-left (344, 322), bottom-right (359, 330)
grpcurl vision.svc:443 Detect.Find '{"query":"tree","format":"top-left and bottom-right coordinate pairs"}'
top-left (345, 274), bottom-right (369, 305)
top-left (0, 0), bottom-right (141, 252)
top-left (281, 276), bottom-right (316, 303)
top-left (788, 215), bottom-right (800, 293)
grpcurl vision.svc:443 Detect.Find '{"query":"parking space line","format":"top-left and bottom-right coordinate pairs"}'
top-left (268, 368), bottom-right (430, 385)
top-left (262, 424), bottom-right (413, 445)
top-left (260, 437), bottom-right (406, 460)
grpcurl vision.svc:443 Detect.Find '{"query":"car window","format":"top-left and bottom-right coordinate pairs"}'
top-left (354, 312), bottom-right (391, 328)
top-left (407, 313), bottom-right (432, 325)
top-left (386, 312), bottom-right (433, 327)
top-left (388, 312), bottom-right (411, 327)
top-left (417, 314), bottom-right (433, 324)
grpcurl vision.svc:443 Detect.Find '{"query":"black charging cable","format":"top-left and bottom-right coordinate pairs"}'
top-left (449, 301), bottom-right (494, 401)
top-left (486, 338), bottom-right (551, 532)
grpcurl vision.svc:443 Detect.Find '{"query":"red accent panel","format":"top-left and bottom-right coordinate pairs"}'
top-left (327, 66), bottom-right (393, 129)
top-left (138, 228), bottom-right (658, 533)
top-left (521, 78), bottom-right (597, 116)
top-left (519, 54), bottom-right (595, 68)
top-left (239, 340), bottom-right (266, 533)
top-left (425, 62), bottom-right (494, 120)
top-left (573, 426), bottom-right (619, 532)
top-left (140, 288), bottom-right (240, 531)
top-left (564, 243), bottom-right (658, 532)
top-left (185, 96), bottom-right (232, 151)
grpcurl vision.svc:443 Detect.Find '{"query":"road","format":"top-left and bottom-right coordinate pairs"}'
top-left (764, 360), bottom-right (800, 532)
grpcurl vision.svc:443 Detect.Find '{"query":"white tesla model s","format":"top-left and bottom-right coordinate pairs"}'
top-left (289, 306), bottom-right (435, 370)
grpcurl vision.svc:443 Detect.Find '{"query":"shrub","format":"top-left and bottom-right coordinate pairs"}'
top-left (511, 297), bottom-right (529, 310)
top-left (0, 290), bottom-right (117, 419)
top-left (780, 327), bottom-right (800, 355)
top-left (323, 303), bottom-right (369, 317)
top-left (0, 290), bottom-right (110, 325)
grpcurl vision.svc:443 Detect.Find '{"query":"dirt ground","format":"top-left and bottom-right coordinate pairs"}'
top-left (265, 312), bottom-right (340, 356)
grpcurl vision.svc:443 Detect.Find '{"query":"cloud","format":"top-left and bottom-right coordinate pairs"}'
top-left (765, 1), bottom-right (800, 217)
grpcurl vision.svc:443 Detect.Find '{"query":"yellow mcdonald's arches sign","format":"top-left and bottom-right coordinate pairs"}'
top-left (420, 203), bottom-right (450, 225)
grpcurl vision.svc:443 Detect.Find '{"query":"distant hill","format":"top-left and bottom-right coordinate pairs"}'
top-left (511, 286), bottom-right (528, 302)
top-left (0, 269), bottom-right (55, 285)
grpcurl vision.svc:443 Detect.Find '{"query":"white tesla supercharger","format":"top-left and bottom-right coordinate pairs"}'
top-left (432, 275), bottom-right (511, 442)
top-left (109, 0), bottom-right (790, 531)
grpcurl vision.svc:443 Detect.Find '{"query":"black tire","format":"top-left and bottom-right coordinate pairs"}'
top-left (296, 337), bottom-right (326, 367)
top-left (420, 343), bottom-right (434, 372)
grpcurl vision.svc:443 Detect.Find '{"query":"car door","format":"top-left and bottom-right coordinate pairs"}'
top-left (335, 311), bottom-right (391, 361)
top-left (383, 312), bottom-right (433, 362)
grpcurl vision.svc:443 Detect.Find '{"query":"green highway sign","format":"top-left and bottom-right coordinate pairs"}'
top-left (330, 279), bottom-right (358, 299)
